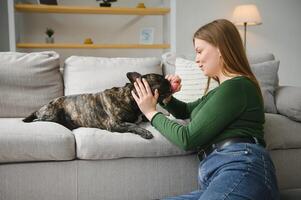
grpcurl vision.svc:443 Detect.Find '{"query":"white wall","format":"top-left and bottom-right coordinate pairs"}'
top-left (174, 0), bottom-right (301, 86)
top-left (11, 0), bottom-right (301, 86)
top-left (17, 0), bottom-right (169, 65)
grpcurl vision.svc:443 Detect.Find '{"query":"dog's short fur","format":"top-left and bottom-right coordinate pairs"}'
top-left (23, 72), bottom-right (172, 139)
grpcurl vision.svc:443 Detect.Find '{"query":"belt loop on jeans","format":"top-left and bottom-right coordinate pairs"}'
top-left (252, 136), bottom-right (259, 144)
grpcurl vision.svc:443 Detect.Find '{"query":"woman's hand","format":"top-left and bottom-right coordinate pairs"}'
top-left (131, 78), bottom-right (159, 121)
top-left (163, 74), bottom-right (182, 104)
top-left (165, 74), bottom-right (182, 93)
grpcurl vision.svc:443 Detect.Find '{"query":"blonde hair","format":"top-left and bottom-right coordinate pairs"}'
top-left (193, 19), bottom-right (263, 101)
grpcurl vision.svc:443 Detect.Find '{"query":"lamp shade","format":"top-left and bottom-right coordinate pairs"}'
top-left (232, 4), bottom-right (262, 26)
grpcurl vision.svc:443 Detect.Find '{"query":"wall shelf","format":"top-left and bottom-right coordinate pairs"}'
top-left (10, 2), bottom-right (172, 51)
top-left (16, 43), bottom-right (170, 49)
top-left (15, 4), bottom-right (170, 15)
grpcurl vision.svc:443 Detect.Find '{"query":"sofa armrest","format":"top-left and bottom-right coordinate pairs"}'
top-left (275, 86), bottom-right (301, 122)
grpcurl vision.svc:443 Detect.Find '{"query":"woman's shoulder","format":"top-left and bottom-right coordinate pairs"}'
top-left (213, 76), bottom-right (257, 98)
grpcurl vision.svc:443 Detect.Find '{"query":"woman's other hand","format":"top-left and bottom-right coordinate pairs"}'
top-left (165, 74), bottom-right (182, 93)
top-left (163, 74), bottom-right (182, 104)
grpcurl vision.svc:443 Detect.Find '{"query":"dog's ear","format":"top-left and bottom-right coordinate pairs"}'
top-left (126, 72), bottom-right (142, 83)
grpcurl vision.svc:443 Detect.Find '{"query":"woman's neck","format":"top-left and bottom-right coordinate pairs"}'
top-left (217, 72), bottom-right (242, 84)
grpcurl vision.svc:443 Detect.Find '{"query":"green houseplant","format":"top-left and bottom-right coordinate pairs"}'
top-left (45, 28), bottom-right (55, 43)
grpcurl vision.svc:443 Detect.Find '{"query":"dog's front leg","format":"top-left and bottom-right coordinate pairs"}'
top-left (111, 122), bottom-right (153, 139)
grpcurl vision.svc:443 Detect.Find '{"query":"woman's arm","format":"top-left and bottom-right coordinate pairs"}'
top-left (159, 95), bottom-right (204, 119)
top-left (151, 82), bottom-right (246, 151)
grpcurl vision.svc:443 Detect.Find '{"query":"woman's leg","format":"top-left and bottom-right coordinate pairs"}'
top-left (198, 143), bottom-right (280, 200)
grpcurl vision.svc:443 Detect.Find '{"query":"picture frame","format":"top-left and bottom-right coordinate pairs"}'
top-left (139, 27), bottom-right (154, 45)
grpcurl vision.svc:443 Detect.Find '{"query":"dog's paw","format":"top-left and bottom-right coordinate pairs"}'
top-left (139, 129), bottom-right (154, 139)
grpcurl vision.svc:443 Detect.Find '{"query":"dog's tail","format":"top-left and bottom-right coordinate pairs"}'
top-left (23, 112), bottom-right (37, 123)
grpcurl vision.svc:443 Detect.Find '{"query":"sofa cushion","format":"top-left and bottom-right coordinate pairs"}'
top-left (64, 56), bottom-right (162, 95)
top-left (0, 51), bottom-right (63, 117)
top-left (73, 119), bottom-right (193, 160)
top-left (0, 118), bottom-right (75, 163)
top-left (161, 52), bottom-right (177, 76)
top-left (275, 86), bottom-right (301, 122)
top-left (172, 57), bottom-right (218, 102)
top-left (248, 52), bottom-right (275, 64)
top-left (251, 60), bottom-right (280, 113)
top-left (264, 113), bottom-right (301, 150)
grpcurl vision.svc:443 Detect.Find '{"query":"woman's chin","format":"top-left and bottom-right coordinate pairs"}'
top-left (202, 71), bottom-right (209, 76)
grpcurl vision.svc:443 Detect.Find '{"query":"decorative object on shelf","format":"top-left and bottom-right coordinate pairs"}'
top-left (232, 4), bottom-right (262, 50)
top-left (38, 0), bottom-right (58, 5)
top-left (96, 0), bottom-right (117, 7)
top-left (139, 27), bottom-right (154, 45)
top-left (84, 38), bottom-right (94, 44)
top-left (136, 3), bottom-right (146, 8)
top-left (45, 28), bottom-right (54, 43)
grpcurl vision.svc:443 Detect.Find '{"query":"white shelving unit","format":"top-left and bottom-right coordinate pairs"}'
top-left (7, 0), bottom-right (177, 52)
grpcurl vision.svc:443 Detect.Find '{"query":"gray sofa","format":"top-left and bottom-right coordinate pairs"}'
top-left (0, 51), bottom-right (301, 200)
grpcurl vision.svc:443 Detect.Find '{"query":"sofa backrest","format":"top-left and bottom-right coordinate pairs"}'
top-left (0, 51), bottom-right (279, 117)
top-left (0, 51), bottom-right (63, 117)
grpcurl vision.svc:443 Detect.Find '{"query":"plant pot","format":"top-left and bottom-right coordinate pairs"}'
top-left (45, 36), bottom-right (54, 43)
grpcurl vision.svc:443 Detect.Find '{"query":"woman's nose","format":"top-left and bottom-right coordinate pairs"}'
top-left (195, 56), bottom-right (200, 63)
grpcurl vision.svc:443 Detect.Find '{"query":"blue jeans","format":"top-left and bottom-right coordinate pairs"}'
top-left (162, 143), bottom-right (280, 200)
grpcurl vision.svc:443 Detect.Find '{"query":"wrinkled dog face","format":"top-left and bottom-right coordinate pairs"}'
top-left (127, 72), bottom-right (172, 103)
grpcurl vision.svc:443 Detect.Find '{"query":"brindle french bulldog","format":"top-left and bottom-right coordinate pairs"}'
top-left (23, 72), bottom-right (172, 139)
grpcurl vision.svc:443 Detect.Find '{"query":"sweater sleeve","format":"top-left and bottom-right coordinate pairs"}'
top-left (151, 82), bottom-right (246, 151)
top-left (158, 96), bottom-right (204, 119)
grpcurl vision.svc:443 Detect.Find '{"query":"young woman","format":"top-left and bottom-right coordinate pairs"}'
top-left (131, 19), bottom-right (280, 200)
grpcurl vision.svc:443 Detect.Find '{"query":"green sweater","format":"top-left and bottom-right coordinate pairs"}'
top-left (150, 76), bottom-right (266, 151)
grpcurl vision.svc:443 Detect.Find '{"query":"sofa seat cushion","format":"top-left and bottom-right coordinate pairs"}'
top-left (264, 113), bottom-right (301, 150)
top-left (0, 118), bottom-right (75, 163)
top-left (73, 121), bottom-right (193, 160)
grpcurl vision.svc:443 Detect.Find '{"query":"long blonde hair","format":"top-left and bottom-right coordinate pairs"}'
top-left (193, 19), bottom-right (263, 101)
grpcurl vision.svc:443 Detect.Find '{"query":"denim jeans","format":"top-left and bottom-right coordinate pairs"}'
top-left (162, 143), bottom-right (280, 200)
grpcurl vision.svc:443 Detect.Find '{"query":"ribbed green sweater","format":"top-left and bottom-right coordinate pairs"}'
top-left (150, 76), bottom-right (265, 151)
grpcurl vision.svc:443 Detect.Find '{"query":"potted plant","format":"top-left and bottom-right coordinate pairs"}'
top-left (96, 0), bottom-right (117, 7)
top-left (45, 28), bottom-right (55, 43)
